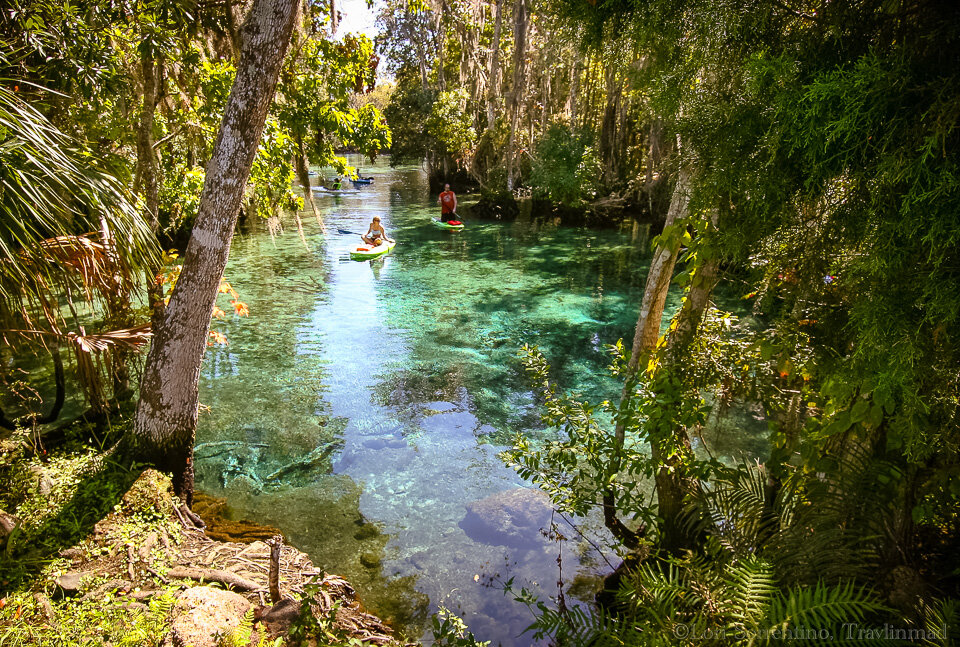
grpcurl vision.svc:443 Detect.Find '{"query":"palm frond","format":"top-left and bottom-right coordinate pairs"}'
top-left (0, 82), bottom-right (157, 315)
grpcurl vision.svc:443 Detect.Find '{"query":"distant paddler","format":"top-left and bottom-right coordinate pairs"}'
top-left (438, 183), bottom-right (458, 222)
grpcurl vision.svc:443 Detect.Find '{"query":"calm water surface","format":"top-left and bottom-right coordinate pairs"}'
top-left (195, 157), bottom-right (764, 645)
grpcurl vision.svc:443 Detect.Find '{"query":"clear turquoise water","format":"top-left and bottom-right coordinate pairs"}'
top-left (194, 156), bottom-right (764, 645)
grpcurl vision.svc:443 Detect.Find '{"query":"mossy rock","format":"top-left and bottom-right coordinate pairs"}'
top-left (120, 469), bottom-right (174, 518)
top-left (359, 552), bottom-right (381, 569)
top-left (353, 522), bottom-right (380, 541)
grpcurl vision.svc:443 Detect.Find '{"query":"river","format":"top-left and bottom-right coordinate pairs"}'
top-left (194, 155), bottom-right (765, 645)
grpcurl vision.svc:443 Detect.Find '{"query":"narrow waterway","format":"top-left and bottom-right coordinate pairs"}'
top-left (194, 156), bottom-right (765, 645)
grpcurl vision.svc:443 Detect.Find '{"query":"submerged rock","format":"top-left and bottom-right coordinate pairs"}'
top-left (360, 551), bottom-right (382, 569)
top-left (353, 521), bottom-right (380, 540)
top-left (459, 487), bottom-right (553, 548)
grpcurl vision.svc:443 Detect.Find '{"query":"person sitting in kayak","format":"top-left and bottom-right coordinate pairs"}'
top-left (332, 176), bottom-right (342, 190)
top-left (362, 216), bottom-right (390, 246)
top-left (438, 184), bottom-right (458, 222)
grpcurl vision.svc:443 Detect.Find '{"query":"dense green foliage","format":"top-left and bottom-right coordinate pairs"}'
top-left (529, 125), bottom-right (601, 205)
top-left (489, 0), bottom-right (960, 642)
top-left (0, 0), bottom-right (391, 421)
top-left (1, 0), bottom-right (959, 642)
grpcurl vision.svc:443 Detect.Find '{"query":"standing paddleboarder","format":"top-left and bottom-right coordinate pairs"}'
top-left (438, 183), bottom-right (458, 222)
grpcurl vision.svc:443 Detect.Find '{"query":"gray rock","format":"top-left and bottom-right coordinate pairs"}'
top-left (54, 571), bottom-right (93, 597)
top-left (170, 586), bottom-right (252, 647)
top-left (28, 465), bottom-right (54, 495)
top-left (0, 511), bottom-right (19, 542)
top-left (459, 487), bottom-right (553, 548)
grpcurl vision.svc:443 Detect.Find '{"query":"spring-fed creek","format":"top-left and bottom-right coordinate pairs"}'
top-left (194, 156), bottom-right (765, 645)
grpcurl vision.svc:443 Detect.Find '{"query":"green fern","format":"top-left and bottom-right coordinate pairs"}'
top-left (725, 557), bottom-right (777, 635)
top-left (119, 591), bottom-right (177, 647)
top-left (765, 580), bottom-right (889, 643)
top-left (217, 608), bottom-right (284, 647)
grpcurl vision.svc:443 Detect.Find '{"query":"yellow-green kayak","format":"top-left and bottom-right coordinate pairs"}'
top-left (350, 239), bottom-right (396, 260)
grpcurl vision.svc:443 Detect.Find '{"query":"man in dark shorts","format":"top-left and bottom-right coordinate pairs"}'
top-left (438, 183), bottom-right (457, 222)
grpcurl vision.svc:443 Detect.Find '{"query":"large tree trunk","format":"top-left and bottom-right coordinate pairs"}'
top-left (652, 241), bottom-right (719, 553)
top-left (131, 0), bottom-right (299, 506)
top-left (627, 167), bottom-right (691, 367)
top-left (137, 46), bottom-right (160, 232)
top-left (505, 0), bottom-right (529, 191)
top-left (601, 168), bottom-right (692, 550)
top-left (486, 0), bottom-right (503, 131)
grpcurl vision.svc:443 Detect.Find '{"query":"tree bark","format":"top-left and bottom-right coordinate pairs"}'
top-left (131, 0), bottom-right (299, 507)
top-left (627, 167), bottom-right (691, 369)
top-left (294, 134), bottom-right (324, 233)
top-left (486, 0), bottom-right (503, 131)
top-left (137, 45), bottom-right (160, 232)
top-left (601, 167), bottom-right (692, 550)
top-left (505, 0), bottom-right (529, 191)
top-left (653, 242), bottom-right (719, 554)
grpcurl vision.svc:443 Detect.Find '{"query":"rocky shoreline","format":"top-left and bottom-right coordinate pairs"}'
top-left (4, 469), bottom-right (405, 646)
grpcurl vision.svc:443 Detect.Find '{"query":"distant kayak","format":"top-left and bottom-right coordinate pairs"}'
top-left (313, 186), bottom-right (359, 194)
top-left (351, 177), bottom-right (374, 185)
top-left (433, 219), bottom-right (464, 230)
top-left (350, 239), bottom-right (396, 260)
